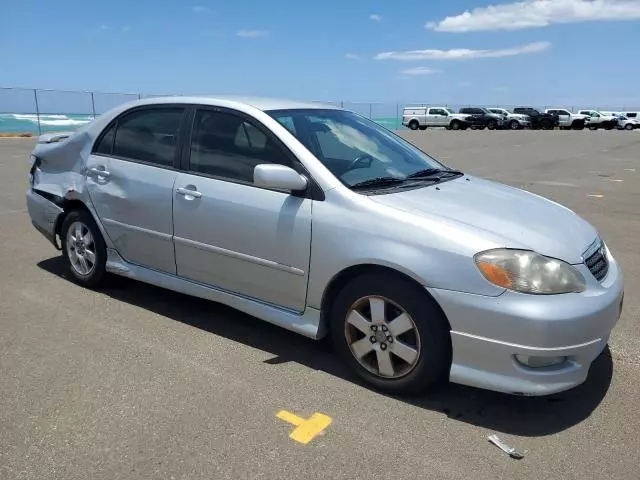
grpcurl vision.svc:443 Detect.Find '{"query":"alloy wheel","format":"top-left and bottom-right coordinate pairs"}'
top-left (66, 221), bottom-right (97, 276)
top-left (344, 296), bottom-right (421, 379)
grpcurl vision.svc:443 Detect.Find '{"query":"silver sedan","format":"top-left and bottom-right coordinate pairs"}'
top-left (27, 96), bottom-right (623, 396)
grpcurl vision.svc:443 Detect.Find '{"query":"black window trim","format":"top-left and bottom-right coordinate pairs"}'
top-left (179, 105), bottom-right (324, 201)
top-left (90, 104), bottom-right (190, 171)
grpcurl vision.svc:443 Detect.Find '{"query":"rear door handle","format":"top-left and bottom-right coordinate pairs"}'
top-left (176, 186), bottom-right (202, 199)
top-left (89, 166), bottom-right (110, 178)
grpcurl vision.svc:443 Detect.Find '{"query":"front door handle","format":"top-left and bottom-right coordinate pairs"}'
top-left (89, 166), bottom-right (110, 178)
top-left (176, 186), bottom-right (202, 199)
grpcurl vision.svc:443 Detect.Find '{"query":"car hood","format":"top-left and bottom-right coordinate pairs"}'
top-left (369, 176), bottom-right (597, 264)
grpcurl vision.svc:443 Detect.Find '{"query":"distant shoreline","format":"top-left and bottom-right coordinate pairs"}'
top-left (0, 132), bottom-right (33, 138)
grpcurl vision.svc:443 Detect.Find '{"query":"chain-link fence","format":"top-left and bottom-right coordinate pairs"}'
top-left (2, 86), bottom-right (639, 135)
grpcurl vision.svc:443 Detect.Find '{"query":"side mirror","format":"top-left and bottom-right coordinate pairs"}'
top-left (254, 164), bottom-right (308, 192)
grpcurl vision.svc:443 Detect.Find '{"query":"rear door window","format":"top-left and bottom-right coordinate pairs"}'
top-left (112, 108), bottom-right (184, 167)
top-left (93, 123), bottom-right (115, 155)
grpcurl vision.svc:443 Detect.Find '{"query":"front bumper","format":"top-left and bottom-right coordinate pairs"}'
top-left (428, 252), bottom-right (623, 396)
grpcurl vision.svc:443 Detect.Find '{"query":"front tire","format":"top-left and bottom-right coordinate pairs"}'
top-left (509, 120), bottom-right (520, 130)
top-left (541, 119), bottom-right (553, 130)
top-left (330, 274), bottom-right (451, 394)
top-left (61, 210), bottom-right (107, 287)
top-left (487, 119), bottom-right (497, 130)
top-left (625, 123), bottom-right (634, 131)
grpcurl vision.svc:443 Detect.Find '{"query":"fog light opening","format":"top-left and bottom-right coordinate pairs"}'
top-left (515, 354), bottom-right (567, 368)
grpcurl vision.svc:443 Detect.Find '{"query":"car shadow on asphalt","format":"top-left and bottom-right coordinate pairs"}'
top-left (38, 256), bottom-right (613, 438)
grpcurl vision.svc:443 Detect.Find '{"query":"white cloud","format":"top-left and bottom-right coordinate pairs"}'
top-left (236, 30), bottom-right (269, 38)
top-left (374, 41), bottom-right (550, 60)
top-left (345, 53), bottom-right (361, 60)
top-left (99, 24), bottom-right (109, 31)
top-left (370, 14), bottom-right (382, 22)
top-left (192, 5), bottom-right (211, 13)
top-left (122, 25), bottom-right (131, 33)
top-left (399, 67), bottom-right (441, 76)
top-left (428, 0), bottom-right (640, 32)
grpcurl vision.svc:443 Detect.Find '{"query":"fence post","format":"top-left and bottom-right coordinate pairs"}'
top-left (396, 103), bottom-right (400, 130)
top-left (33, 89), bottom-right (42, 136)
top-left (369, 103), bottom-right (372, 119)
top-left (340, 100), bottom-right (344, 108)
top-left (90, 91), bottom-right (97, 119)
top-left (138, 93), bottom-right (142, 100)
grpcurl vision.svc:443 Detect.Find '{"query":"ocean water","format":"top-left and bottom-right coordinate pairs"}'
top-left (0, 113), bottom-right (95, 134)
top-left (0, 112), bottom-right (403, 134)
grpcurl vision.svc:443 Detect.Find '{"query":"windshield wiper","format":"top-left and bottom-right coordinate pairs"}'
top-left (350, 177), bottom-right (408, 190)
top-left (406, 168), bottom-right (463, 179)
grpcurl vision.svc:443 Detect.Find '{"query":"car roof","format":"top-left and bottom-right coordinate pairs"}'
top-left (121, 95), bottom-right (340, 112)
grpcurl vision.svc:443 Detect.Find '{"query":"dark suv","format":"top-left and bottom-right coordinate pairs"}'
top-left (513, 107), bottom-right (559, 130)
top-left (459, 107), bottom-right (504, 130)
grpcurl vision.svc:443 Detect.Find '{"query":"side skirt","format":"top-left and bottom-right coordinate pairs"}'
top-left (105, 249), bottom-right (326, 340)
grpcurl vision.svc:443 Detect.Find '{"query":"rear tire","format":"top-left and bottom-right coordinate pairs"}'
top-left (572, 122), bottom-right (584, 130)
top-left (541, 119), bottom-right (553, 130)
top-left (419, 126), bottom-right (427, 131)
top-left (408, 120), bottom-right (419, 131)
top-left (589, 124), bottom-right (598, 131)
top-left (450, 120), bottom-right (461, 131)
top-left (330, 274), bottom-right (451, 395)
top-left (60, 210), bottom-right (107, 288)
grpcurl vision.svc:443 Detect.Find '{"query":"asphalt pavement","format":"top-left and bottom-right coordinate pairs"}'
top-left (1, 131), bottom-right (639, 480)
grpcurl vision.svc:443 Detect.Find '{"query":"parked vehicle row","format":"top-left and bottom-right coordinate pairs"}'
top-left (402, 106), bottom-right (640, 131)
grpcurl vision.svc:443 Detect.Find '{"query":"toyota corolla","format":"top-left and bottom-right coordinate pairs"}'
top-left (26, 96), bottom-right (623, 395)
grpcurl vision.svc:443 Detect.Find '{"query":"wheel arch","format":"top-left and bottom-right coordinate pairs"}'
top-left (319, 263), bottom-right (451, 334)
top-left (52, 195), bottom-right (111, 250)
top-left (54, 198), bottom-right (93, 239)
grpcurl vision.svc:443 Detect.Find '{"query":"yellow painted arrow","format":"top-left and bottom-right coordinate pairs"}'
top-left (276, 410), bottom-right (332, 445)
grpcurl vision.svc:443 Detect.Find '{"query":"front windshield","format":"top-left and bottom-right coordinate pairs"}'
top-left (267, 109), bottom-right (453, 189)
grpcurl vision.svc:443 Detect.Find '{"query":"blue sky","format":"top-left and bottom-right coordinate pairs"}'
top-left (2, 0), bottom-right (640, 105)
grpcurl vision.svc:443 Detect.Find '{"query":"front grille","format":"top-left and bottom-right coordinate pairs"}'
top-left (585, 244), bottom-right (609, 282)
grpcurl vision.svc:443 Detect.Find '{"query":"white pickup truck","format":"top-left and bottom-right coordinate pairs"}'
top-left (487, 108), bottom-right (531, 129)
top-left (577, 110), bottom-right (618, 130)
top-left (545, 109), bottom-right (588, 130)
top-left (402, 106), bottom-right (472, 131)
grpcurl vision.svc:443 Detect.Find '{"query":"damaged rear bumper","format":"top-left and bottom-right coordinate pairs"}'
top-left (26, 189), bottom-right (63, 249)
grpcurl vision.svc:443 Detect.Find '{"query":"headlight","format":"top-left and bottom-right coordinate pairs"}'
top-left (474, 249), bottom-right (586, 294)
